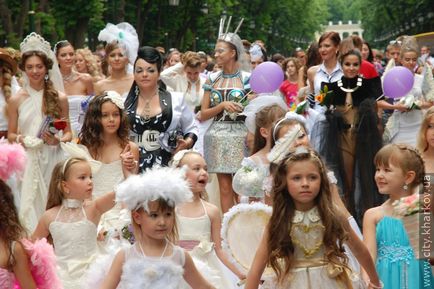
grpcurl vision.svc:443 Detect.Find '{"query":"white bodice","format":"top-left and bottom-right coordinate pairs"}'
top-left (176, 200), bottom-right (211, 242)
top-left (92, 159), bottom-right (124, 198)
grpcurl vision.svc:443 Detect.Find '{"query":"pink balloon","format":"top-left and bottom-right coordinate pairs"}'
top-left (250, 62), bottom-right (284, 94)
top-left (383, 66), bottom-right (414, 99)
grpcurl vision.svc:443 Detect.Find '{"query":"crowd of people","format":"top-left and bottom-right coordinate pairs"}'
top-left (0, 19), bottom-right (434, 289)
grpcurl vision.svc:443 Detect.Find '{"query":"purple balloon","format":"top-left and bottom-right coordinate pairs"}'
top-left (383, 66), bottom-right (414, 99)
top-left (250, 62), bottom-right (284, 94)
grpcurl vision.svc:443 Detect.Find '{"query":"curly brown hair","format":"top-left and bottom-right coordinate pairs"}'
top-left (267, 148), bottom-right (348, 284)
top-left (19, 51), bottom-right (62, 118)
top-left (0, 180), bottom-right (26, 269)
top-left (79, 93), bottom-right (129, 159)
top-left (1, 63), bottom-right (13, 100)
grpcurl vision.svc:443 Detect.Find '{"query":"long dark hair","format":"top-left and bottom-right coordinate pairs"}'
top-left (79, 93), bottom-right (130, 159)
top-left (0, 180), bottom-right (26, 269)
top-left (125, 46), bottom-right (164, 109)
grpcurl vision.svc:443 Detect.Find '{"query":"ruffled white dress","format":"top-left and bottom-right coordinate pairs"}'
top-left (67, 95), bottom-right (87, 137)
top-left (118, 243), bottom-right (191, 289)
top-left (49, 200), bottom-right (98, 289)
top-left (18, 86), bottom-right (65, 232)
top-left (176, 200), bottom-right (238, 289)
top-left (262, 207), bottom-right (365, 289)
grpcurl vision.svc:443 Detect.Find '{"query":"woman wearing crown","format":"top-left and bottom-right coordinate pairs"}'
top-left (7, 32), bottom-right (71, 232)
top-left (200, 18), bottom-right (251, 213)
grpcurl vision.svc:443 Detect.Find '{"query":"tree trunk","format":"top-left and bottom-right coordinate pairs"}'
top-left (0, 0), bottom-right (14, 45)
top-left (116, 0), bottom-right (126, 22)
top-left (73, 18), bottom-right (90, 48)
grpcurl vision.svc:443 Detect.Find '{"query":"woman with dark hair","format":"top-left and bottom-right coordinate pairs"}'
top-left (54, 40), bottom-right (94, 137)
top-left (313, 49), bottom-right (384, 223)
top-left (307, 31), bottom-right (342, 95)
top-left (7, 33), bottom-right (71, 231)
top-left (125, 46), bottom-right (197, 171)
top-left (362, 41), bottom-right (374, 63)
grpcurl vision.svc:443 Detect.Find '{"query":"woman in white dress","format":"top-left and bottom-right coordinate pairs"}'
top-left (7, 32), bottom-right (71, 232)
top-left (54, 40), bottom-right (94, 138)
top-left (94, 23), bottom-right (138, 98)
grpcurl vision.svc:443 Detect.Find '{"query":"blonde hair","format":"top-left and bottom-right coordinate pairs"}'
top-left (46, 158), bottom-right (88, 210)
top-left (76, 48), bottom-right (102, 78)
top-left (374, 144), bottom-right (425, 189)
top-left (182, 51), bottom-right (202, 69)
top-left (252, 105), bottom-right (286, 154)
top-left (417, 107), bottom-right (434, 153)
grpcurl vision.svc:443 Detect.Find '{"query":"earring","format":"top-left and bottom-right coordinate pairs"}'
top-left (44, 74), bottom-right (49, 82)
top-left (403, 184), bottom-right (408, 191)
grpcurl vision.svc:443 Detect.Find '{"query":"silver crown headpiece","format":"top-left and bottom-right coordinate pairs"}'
top-left (20, 32), bottom-right (52, 57)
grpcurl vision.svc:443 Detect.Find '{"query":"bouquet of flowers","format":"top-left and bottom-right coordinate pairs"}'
top-left (315, 85), bottom-right (334, 108)
top-left (392, 193), bottom-right (432, 259)
top-left (397, 94), bottom-right (421, 111)
top-left (121, 224), bottom-right (135, 244)
top-left (37, 116), bottom-right (68, 138)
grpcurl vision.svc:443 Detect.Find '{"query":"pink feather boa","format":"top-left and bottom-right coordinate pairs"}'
top-left (14, 238), bottom-right (62, 289)
top-left (0, 142), bottom-right (26, 181)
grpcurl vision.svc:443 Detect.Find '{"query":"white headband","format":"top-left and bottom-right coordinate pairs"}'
top-left (272, 112), bottom-right (306, 141)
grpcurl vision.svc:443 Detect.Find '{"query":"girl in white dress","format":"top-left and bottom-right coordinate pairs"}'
top-left (172, 150), bottom-right (245, 288)
top-left (245, 147), bottom-right (381, 289)
top-left (32, 157), bottom-right (116, 289)
top-left (100, 166), bottom-right (215, 289)
top-left (54, 40), bottom-right (94, 138)
top-left (77, 91), bottom-right (139, 239)
top-left (8, 33), bottom-right (72, 232)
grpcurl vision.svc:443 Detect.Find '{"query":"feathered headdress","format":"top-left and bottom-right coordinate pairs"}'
top-left (98, 22), bottom-right (139, 65)
top-left (116, 166), bottom-right (193, 212)
top-left (0, 141), bottom-right (27, 181)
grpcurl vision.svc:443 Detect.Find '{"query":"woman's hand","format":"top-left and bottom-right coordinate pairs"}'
top-left (221, 101), bottom-right (243, 113)
top-left (174, 137), bottom-right (193, 154)
top-left (394, 102), bottom-right (409, 112)
top-left (42, 131), bottom-right (60, 146)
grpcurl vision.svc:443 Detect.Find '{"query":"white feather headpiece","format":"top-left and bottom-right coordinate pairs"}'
top-left (98, 22), bottom-right (139, 65)
top-left (268, 124), bottom-right (302, 164)
top-left (116, 166), bottom-right (192, 212)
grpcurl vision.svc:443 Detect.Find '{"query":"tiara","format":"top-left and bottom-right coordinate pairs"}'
top-left (20, 32), bottom-right (52, 57)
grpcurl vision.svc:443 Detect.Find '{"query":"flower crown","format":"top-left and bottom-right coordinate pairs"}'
top-left (20, 32), bottom-right (52, 57)
top-left (116, 166), bottom-right (193, 213)
top-left (104, 91), bottom-right (124, 109)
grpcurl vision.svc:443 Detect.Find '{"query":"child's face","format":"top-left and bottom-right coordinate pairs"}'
top-left (277, 125), bottom-right (309, 148)
top-left (426, 116), bottom-right (434, 148)
top-left (134, 201), bottom-right (175, 241)
top-left (286, 160), bottom-right (321, 211)
top-left (182, 154), bottom-right (208, 194)
top-left (100, 101), bottom-right (121, 134)
top-left (401, 51), bottom-right (417, 71)
top-left (375, 162), bottom-right (406, 195)
top-left (62, 161), bottom-right (93, 199)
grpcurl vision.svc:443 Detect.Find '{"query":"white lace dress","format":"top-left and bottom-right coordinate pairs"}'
top-left (18, 86), bottom-right (66, 232)
top-left (49, 200), bottom-right (98, 289)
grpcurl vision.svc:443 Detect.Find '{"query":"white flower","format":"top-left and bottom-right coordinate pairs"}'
top-left (104, 91), bottom-right (124, 109)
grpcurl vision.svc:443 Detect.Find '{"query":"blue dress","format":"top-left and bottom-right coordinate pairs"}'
top-left (376, 216), bottom-right (434, 289)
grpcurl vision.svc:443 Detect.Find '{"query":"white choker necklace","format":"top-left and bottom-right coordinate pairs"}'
top-left (338, 77), bottom-right (362, 93)
top-left (62, 199), bottom-right (83, 209)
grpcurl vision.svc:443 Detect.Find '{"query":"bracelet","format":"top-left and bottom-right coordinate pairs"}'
top-left (15, 134), bottom-right (22, 143)
top-left (369, 280), bottom-right (384, 289)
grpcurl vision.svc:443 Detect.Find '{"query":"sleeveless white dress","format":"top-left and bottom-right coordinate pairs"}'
top-left (118, 243), bottom-right (191, 289)
top-left (49, 200), bottom-right (98, 289)
top-left (176, 200), bottom-right (238, 289)
top-left (18, 86), bottom-right (65, 232)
